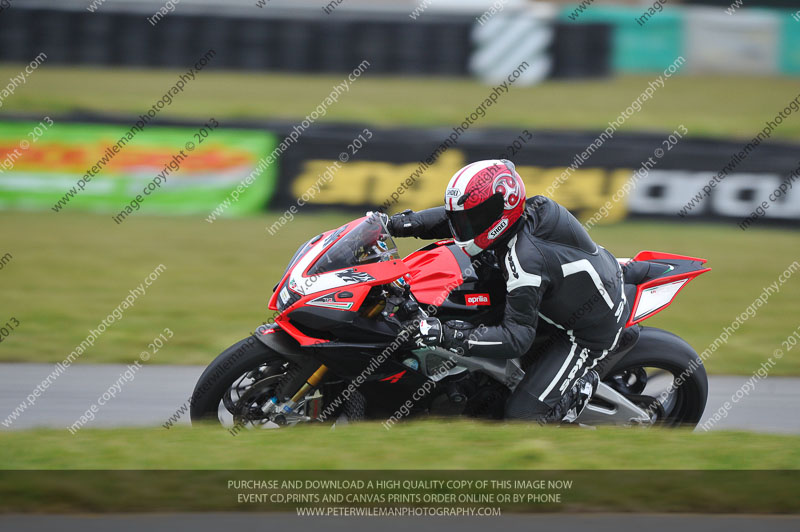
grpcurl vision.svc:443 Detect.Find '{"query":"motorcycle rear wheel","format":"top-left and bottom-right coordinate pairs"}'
top-left (601, 327), bottom-right (708, 428)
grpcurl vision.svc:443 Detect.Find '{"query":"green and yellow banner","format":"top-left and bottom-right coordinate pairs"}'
top-left (0, 120), bottom-right (278, 216)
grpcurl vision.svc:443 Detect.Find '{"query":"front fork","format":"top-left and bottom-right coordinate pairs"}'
top-left (262, 364), bottom-right (329, 421)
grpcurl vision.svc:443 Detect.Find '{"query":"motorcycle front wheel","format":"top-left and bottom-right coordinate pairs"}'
top-left (189, 336), bottom-right (293, 428)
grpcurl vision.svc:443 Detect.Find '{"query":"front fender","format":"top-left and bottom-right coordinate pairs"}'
top-left (254, 324), bottom-right (315, 365)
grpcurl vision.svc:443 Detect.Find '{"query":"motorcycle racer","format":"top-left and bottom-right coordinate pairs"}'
top-left (386, 159), bottom-right (629, 423)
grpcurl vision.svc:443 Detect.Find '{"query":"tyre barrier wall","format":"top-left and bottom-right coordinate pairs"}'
top-left (0, 4), bottom-right (610, 80)
top-left (5, 1), bottom-right (798, 77)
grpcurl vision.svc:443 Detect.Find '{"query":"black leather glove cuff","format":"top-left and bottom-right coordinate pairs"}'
top-left (387, 209), bottom-right (422, 237)
top-left (440, 320), bottom-right (476, 352)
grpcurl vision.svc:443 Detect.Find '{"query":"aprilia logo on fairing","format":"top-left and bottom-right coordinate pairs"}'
top-left (465, 294), bottom-right (491, 306)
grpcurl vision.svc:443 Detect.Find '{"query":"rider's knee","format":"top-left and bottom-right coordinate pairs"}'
top-left (505, 392), bottom-right (549, 421)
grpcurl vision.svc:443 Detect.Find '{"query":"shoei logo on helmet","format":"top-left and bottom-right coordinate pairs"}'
top-left (493, 173), bottom-right (521, 209)
top-left (445, 188), bottom-right (461, 198)
top-left (487, 218), bottom-right (508, 239)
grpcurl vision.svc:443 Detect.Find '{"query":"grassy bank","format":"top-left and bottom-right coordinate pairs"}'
top-left (1, 422), bottom-right (798, 513)
top-left (1, 65), bottom-right (799, 140)
top-left (3, 421), bottom-right (800, 470)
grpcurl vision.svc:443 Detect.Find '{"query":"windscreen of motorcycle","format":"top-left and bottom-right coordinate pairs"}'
top-left (308, 216), bottom-right (399, 276)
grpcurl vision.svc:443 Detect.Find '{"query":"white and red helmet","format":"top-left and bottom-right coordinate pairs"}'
top-left (444, 159), bottom-right (526, 256)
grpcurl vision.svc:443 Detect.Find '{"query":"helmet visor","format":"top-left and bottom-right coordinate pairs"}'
top-left (446, 193), bottom-right (504, 242)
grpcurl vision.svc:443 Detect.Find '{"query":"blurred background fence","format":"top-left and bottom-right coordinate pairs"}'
top-left (3, 0), bottom-right (799, 76)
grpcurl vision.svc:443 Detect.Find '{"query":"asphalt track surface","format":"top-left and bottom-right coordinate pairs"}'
top-left (1, 364), bottom-right (798, 433)
top-left (1, 513), bottom-right (799, 532)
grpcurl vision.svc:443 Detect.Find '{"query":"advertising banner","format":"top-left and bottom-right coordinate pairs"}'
top-left (268, 123), bottom-right (800, 228)
top-left (0, 120), bottom-right (278, 217)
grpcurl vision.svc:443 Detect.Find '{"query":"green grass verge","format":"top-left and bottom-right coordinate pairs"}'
top-left (3, 421), bottom-right (800, 470)
top-left (1, 211), bottom-right (798, 374)
top-left (2, 65), bottom-right (800, 140)
top-left (1, 423), bottom-right (798, 513)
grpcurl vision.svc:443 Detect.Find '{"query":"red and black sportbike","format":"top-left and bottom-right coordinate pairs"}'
top-left (190, 214), bottom-right (710, 428)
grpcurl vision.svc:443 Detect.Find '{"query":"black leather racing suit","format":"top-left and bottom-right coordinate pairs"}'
top-left (391, 196), bottom-right (629, 421)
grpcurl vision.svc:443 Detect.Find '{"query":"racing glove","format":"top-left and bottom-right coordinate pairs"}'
top-left (387, 208), bottom-right (452, 240)
top-left (414, 318), bottom-right (476, 355)
top-left (386, 209), bottom-right (421, 237)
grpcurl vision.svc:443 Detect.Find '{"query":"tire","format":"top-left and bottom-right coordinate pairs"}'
top-left (189, 336), bottom-right (284, 424)
top-left (603, 327), bottom-right (708, 427)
